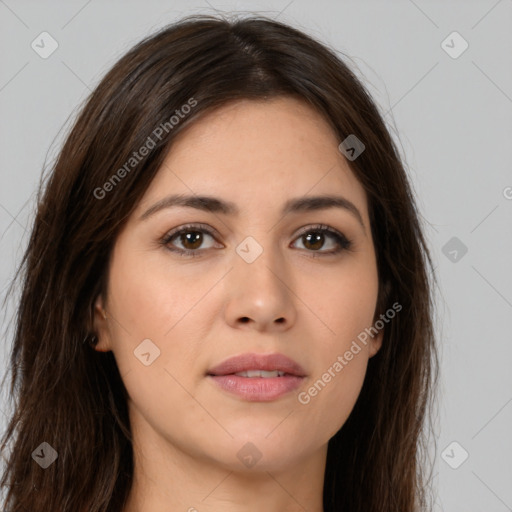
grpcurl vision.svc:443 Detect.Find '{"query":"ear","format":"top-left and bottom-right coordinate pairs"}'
top-left (369, 279), bottom-right (391, 358)
top-left (368, 327), bottom-right (384, 358)
top-left (92, 294), bottom-right (112, 352)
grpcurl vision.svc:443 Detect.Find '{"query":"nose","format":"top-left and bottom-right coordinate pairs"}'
top-left (223, 240), bottom-right (297, 332)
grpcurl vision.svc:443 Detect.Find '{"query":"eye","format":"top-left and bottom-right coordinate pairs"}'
top-left (291, 224), bottom-right (352, 257)
top-left (161, 223), bottom-right (220, 258)
top-left (160, 223), bottom-right (352, 258)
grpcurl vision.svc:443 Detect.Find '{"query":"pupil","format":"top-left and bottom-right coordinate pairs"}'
top-left (305, 232), bottom-right (323, 250)
top-left (183, 232), bottom-right (202, 249)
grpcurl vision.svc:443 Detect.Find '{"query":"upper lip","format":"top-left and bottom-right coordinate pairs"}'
top-left (207, 352), bottom-right (307, 377)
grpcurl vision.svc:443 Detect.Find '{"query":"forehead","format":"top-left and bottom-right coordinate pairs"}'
top-left (136, 97), bottom-right (369, 223)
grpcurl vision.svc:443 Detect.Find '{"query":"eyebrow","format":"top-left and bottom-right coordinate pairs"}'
top-left (139, 193), bottom-right (366, 231)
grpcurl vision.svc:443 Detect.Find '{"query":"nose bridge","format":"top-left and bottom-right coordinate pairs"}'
top-left (224, 230), bottom-right (296, 329)
top-left (234, 231), bottom-right (288, 294)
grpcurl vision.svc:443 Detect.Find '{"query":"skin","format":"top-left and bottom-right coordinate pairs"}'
top-left (93, 97), bottom-right (383, 512)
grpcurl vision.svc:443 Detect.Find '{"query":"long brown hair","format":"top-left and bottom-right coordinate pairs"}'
top-left (0, 14), bottom-right (439, 512)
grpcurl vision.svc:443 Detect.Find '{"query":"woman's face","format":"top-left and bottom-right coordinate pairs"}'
top-left (94, 97), bottom-right (383, 473)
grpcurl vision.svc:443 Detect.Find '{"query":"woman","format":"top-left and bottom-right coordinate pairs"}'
top-left (0, 14), bottom-right (439, 512)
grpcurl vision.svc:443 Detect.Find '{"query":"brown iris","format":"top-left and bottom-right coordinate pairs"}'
top-left (302, 232), bottom-right (324, 251)
top-left (179, 231), bottom-right (203, 250)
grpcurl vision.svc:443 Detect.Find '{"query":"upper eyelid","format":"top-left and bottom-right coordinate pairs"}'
top-left (164, 223), bottom-right (345, 239)
top-left (163, 223), bottom-right (218, 240)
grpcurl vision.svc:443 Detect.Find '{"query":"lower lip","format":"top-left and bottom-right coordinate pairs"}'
top-left (208, 374), bottom-right (304, 401)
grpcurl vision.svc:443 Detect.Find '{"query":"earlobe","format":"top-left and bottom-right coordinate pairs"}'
top-left (91, 295), bottom-right (111, 352)
top-left (369, 329), bottom-right (384, 358)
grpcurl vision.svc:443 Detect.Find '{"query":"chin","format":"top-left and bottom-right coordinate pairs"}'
top-left (203, 432), bottom-right (315, 474)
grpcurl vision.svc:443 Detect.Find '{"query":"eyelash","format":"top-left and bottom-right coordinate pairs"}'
top-left (160, 223), bottom-right (353, 259)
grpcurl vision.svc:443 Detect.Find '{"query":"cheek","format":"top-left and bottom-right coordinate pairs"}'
top-left (108, 236), bottom-right (219, 331)
top-left (119, 360), bottom-right (221, 462)
top-left (105, 243), bottom-right (213, 378)
top-left (298, 352), bottom-right (369, 443)
top-left (294, 256), bottom-right (378, 427)
top-left (303, 254), bottom-right (379, 345)
top-left (104, 252), bottom-right (208, 440)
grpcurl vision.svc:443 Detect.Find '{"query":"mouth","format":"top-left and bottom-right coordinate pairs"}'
top-left (206, 352), bottom-right (307, 402)
top-left (228, 369), bottom-right (289, 378)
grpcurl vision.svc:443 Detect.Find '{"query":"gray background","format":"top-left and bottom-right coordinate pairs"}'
top-left (1, 1), bottom-right (511, 510)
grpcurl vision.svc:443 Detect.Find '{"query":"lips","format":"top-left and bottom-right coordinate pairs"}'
top-left (207, 352), bottom-right (307, 377)
top-left (206, 353), bottom-right (307, 401)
